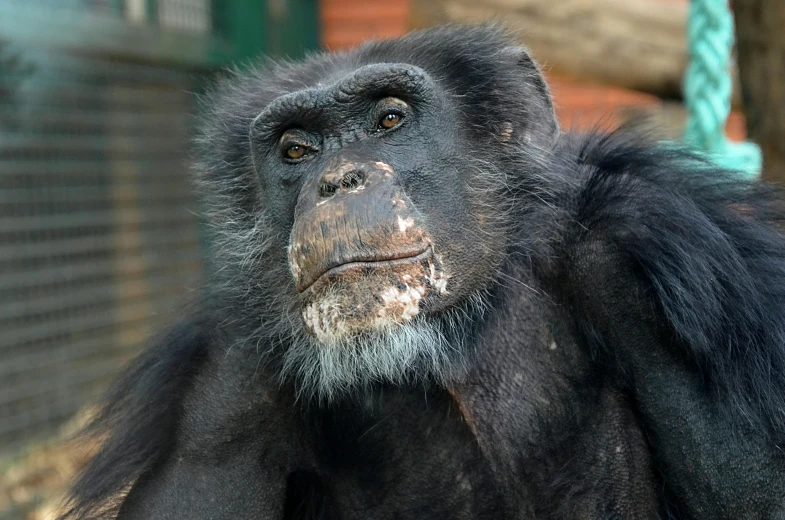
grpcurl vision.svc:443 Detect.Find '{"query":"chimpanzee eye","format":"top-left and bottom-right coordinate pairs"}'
top-left (379, 112), bottom-right (402, 130)
top-left (284, 144), bottom-right (306, 160)
top-left (375, 98), bottom-right (408, 131)
top-left (279, 131), bottom-right (315, 163)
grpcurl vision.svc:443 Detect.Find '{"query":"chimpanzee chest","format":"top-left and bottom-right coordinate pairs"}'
top-left (304, 388), bottom-right (525, 520)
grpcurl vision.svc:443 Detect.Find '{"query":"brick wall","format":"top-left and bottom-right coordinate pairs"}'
top-left (319, 0), bottom-right (410, 51)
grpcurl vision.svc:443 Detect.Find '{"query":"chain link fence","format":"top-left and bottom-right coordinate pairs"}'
top-left (0, 0), bottom-right (214, 460)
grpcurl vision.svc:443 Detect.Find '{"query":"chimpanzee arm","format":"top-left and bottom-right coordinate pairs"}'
top-left (59, 307), bottom-right (299, 520)
top-left (560, 133), bottom-right (785, 519)
top-left (117, 447), bottom-right (288, 519)
top-left (116, 343), bottom-right (299, 519)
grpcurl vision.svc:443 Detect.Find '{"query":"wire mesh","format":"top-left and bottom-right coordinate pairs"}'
top-left (0, 0), bottom-right (211, 459)
top-left (158, 0), bottom-right (211, 33)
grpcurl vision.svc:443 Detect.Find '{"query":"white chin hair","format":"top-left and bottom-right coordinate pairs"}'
top-left (280, 317), bottom-right (460, 402)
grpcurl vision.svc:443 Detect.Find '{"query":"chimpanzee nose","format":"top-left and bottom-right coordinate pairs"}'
top-left (290, 157), bottom-right (427, 295)
top-left (318, 162), bottom-right (368, 198)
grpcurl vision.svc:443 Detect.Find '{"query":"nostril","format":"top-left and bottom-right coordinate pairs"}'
top-left (318, 168), bottom-right (366, 198)
top-left (319, 183), bottom-right (337, 198)
top-left (340, 170), bottom-right (364, 190)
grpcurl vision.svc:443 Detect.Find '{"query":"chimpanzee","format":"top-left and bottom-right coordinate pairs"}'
top-left (60, 24), bottom-right (785, 519)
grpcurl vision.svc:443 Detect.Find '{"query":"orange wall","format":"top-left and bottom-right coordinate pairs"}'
top-left (320, 0), bottom-right (410, 51)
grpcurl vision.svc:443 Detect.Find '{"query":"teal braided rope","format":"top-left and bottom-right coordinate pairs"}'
top-left (683, 0), bottom-right (761, 177)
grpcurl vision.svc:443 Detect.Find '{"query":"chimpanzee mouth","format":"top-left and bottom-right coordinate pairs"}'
top-left (298, 245), bottom-right (433, 295)
top-left (299, 244), bottom-right (449, 342)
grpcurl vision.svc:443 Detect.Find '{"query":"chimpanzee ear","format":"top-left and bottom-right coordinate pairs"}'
top-left (501, 45), bottom-right (560, 141)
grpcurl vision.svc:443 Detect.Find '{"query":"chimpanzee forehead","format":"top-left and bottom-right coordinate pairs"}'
top-left (250, 63), bottom-right (434, 135)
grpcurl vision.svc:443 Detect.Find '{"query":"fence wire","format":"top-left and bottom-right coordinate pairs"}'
top-left (0, 0), bottom-right (211, 459)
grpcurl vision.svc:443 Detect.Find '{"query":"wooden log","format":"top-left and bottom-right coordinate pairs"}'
top-left (731, 0), bottom-right (785, 182)
top-left (410, 0), bottom-right (741, 105)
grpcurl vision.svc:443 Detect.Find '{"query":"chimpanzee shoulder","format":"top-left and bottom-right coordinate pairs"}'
top-left (549, 130), bottom-right (785, 440)
top-left (60, 303), bottom-right (214, 519)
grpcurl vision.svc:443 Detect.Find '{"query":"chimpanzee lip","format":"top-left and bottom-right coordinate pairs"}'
top-left (298, 245), bottom-right (433, 294)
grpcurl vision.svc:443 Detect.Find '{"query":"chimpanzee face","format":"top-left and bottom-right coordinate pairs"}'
top-left (249, 63), bottom-right (506, 345)
top-left (198, 27), bottom-right (558, 396)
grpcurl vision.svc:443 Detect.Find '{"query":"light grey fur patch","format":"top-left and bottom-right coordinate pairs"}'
top-left (280, 288), bottom-right (489, 402)
top-left (281, 314), bottom-right (464, 402)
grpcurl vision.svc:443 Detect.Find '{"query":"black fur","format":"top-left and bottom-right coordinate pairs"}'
top-left (60, 308), bottom-right (212, 519)
top-left (60, 24), bottom-right (785, 519)
top-left (565, 132), bottom-right (785, 437)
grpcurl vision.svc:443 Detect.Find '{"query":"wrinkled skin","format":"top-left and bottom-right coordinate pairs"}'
top-left (61, 25), bottom-right (785, 520)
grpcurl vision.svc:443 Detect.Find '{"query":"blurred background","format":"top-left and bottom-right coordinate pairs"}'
top-left (0, 0), bottom-right (782, 518)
